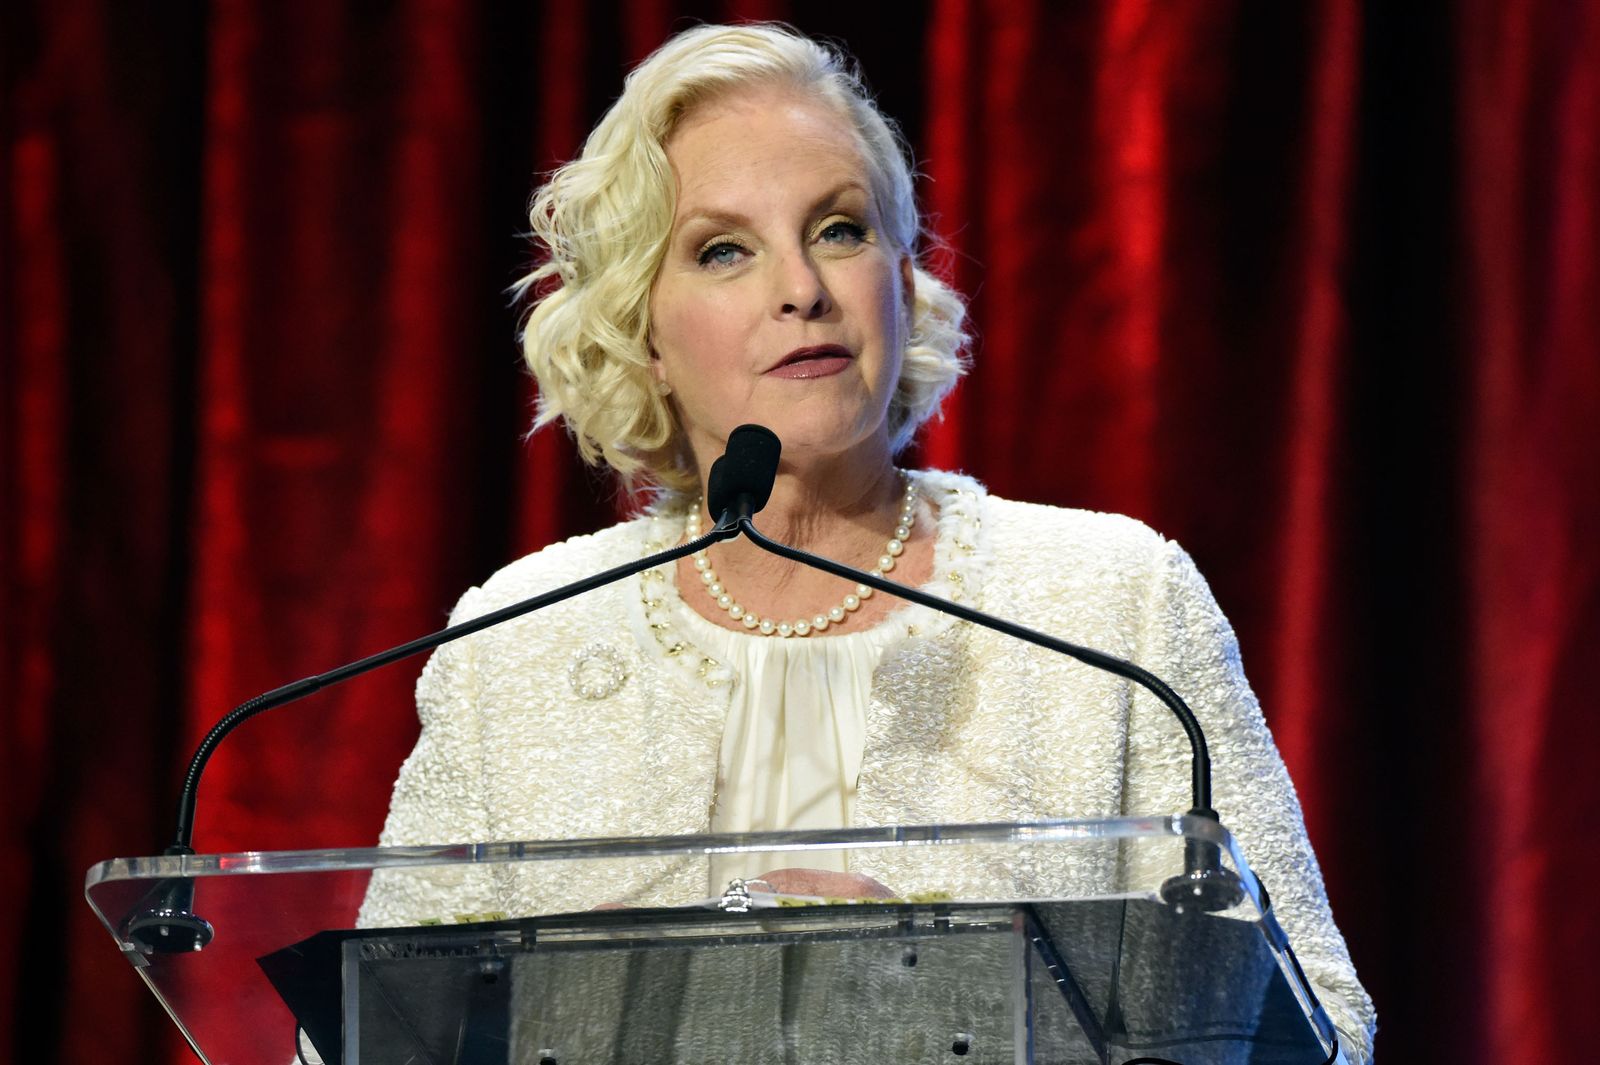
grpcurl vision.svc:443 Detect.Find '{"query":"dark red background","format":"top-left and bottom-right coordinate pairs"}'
top-left (4, 2), bottom-right (1598, 1062)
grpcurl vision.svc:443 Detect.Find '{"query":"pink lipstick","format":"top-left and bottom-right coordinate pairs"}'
top-left (767, 344), bottom-right (853, 379)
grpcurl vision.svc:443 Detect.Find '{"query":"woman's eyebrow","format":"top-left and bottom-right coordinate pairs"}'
top-left (809, 180), bottom-right (870, 211)
top-left (675, 181), bottom-right (872, 233)
top-left (675, 207), bottom-right (750, 232)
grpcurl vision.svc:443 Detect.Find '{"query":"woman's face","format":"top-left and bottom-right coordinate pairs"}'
top-left (649, 85), bottom-right (912, 478)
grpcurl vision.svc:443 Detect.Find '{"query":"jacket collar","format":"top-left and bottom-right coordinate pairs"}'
top-left (624, 469), bottom-right (992, 698)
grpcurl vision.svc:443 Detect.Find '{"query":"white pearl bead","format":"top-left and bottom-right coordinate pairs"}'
top-left (717, 594), bottom-right (732, 609)
top-left (777, 622), bottom-right (793, 638)
top-left (856, 584), bottom-right (873, 599)
top-left (829, 606), bottom-right (846, 622)
top-left (794, 620), bottom-right (811, 636)
top-left (700, 569), bottom-right (716, 584)
top-left (895, 525), bottom-right (911, 540)
top-left (813, 615), bottom-right (829, 631)
top-left (694, 556), bottom-right (709, 570)
top-left (886, 539), bottom-right (904, 557)
top-left (709, 582), bottom-right (723, 596)
top-left (877, 555), bottom-right (895, 572)
top-left (741, 613), bottom-right (759, 628)
top-left (843, 594), bottom-right (861, 611)
top-left (758, 618), bottom-right (776, 635)
top-left (729, 603), bottom-right (744, 619)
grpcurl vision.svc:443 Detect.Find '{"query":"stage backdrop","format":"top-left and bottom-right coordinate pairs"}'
top-left (4, 2), bottom-right (1597, 1063)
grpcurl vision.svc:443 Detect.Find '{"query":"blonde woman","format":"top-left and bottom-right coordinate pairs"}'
top-left (361, 23), bottom-right (1374, 1061)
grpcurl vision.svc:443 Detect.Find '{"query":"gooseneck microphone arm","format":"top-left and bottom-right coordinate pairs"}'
top-left (707, 424), bottom-right (1237, 908)
top-left (131, 431), bottom-right (767, 952)
top-left (166, 513), bottom-right (744, 857)
top-left (732, 515), bottom-right (1216, 819)
top-left (129, 508), bottom-right (746, 952)
top-left (708, 426), bottom-right (1218, 819)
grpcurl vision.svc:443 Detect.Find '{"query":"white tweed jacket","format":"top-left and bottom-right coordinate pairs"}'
top-left (361, 470), bottom-right (1375, 1059)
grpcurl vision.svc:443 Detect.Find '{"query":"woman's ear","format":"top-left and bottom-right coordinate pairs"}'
top-left (649, 350), bottom-right (673, 396)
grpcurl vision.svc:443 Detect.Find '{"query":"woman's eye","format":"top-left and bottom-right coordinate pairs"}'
top-left (817, 219), bottom-right (867, 245)
top-left (697, 241), bottom-right (747, 268)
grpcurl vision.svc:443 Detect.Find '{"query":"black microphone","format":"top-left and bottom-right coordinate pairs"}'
top-left (723, 432), bottom-right (1243, 911)
top-left (707, 424), bottom-right (780, 524)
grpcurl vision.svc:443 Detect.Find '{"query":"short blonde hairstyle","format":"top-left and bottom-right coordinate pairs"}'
top-left (517, 23), bottom-right (969, 491)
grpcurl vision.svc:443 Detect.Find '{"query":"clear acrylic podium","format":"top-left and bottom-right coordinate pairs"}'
top-left (85, 815), bottom-right (1341, 1064)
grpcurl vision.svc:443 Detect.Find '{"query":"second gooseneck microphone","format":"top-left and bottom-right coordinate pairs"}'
top-left (711, 424), bottom-right (1238, 908)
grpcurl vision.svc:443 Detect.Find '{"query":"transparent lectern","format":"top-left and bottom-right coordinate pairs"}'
top-left (86, 815), bottom-right (1340, 1065)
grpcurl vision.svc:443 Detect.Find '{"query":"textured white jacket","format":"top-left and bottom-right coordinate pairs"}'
top-left (361, 470), bottom-right (1375, 1059)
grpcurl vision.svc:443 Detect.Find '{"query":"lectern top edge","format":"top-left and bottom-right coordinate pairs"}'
top-left (85, 813), bottom-right (1250, 892)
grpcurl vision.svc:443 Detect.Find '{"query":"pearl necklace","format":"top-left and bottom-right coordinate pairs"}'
top-left (684, 476), bottom-right (918, 638)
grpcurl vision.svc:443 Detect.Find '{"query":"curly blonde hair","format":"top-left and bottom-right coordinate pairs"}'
top-left (517, 23), bottom-right (969, 491)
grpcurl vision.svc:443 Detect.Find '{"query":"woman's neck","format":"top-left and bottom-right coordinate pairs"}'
top-left (753, 461), bottom-right (900, 543)
top-left (676, 438), bottom-right (934, 629)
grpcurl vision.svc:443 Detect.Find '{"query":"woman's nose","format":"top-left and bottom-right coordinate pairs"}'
top-left (773, 250), bottom-right (833, 319)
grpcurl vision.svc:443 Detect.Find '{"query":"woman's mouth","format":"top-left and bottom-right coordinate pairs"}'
top-left (767, 345), bottom-right (853, 379)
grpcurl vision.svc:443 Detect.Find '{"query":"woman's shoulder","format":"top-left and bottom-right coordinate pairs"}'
top-left (448, 515), bottom-right (655, 623)
top-left (990, 495), bottom-right (1172, 567)
top-left (918, 468), bottom-right (1172, 567)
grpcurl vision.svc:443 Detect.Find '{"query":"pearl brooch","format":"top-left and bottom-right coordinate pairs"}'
top-left (684, 475), bottom-right (917, 637)
top-left (569, 642), bottom-right (629, 700)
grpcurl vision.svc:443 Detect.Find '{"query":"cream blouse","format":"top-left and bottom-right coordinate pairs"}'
top-left (667, 479), bottom-right (942, 888)
top-left (670, 585), bottom-right (906, 885)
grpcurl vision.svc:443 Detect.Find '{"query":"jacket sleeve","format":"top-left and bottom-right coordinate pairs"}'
top-left (357, 587), bottom-right (502, 929)
top-left (1122, 539), bottom-right (1377, 1063)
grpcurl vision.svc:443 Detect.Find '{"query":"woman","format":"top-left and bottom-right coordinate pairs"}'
top-left (360, 23), bottom-right (1375, 1061)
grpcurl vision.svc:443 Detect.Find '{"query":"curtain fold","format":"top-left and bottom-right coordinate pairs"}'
top-left (4, 3), bottom-right (1598, 1062)
top-left (1458, 3), bottom-right (1600, 1061)
top-left (185, 0), bottom-right (486, 856)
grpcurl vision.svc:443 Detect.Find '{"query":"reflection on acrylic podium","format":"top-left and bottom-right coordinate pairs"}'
top-left (86, 816), bottom-right (1340, 1064)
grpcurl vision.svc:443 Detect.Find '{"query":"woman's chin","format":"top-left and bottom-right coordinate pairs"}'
top-left (764, 417), bottom-right (890, 470)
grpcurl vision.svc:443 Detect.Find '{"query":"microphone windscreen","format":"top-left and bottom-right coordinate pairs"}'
top-left (707, 424), bottom-right (781, 520)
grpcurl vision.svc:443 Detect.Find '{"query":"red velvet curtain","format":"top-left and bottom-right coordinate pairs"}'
top-left (4, 2), bottom-right (1597, 1062)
